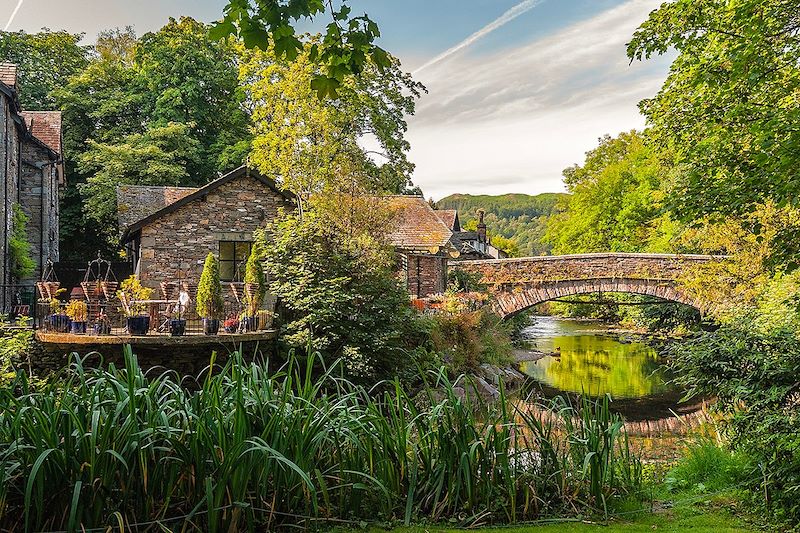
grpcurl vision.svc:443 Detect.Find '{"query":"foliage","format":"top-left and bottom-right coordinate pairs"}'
top-left (64, 300), bottom-right (88, 322)
top-left (51, 18), bottom-right (250, 258)
top-left (0, 29), bottom-right (89, 109)
top-left (429, 309), bottom-right (514, 373)
top-left (437, 192), bottom-right (564, 256)
top-left (0, 322), bottom-right (33, 386)
top-left (116, 275), bottom-right (153, 317)
top-left (628, 0), bottom-right (800, 264)
top-left (240, 41), bottom-right (424, 208)
top-left (78, 122), bottom-right (201, 247)
top-left (545, 131), bottom-right (678, 254)
top-left (665, 439), bottom-right (749, 494)
top-left (196, 253), bottom-right (224, 319)
top-left (0, 347), bottom-right (643, 531)
top-left (242, 242), bottom-right (266, 316)
top-left (9, 204), bottom-right (35, 280)
top-left (262, 205), bottom-right (423, 380)
top-left (669, 307), bottom-right (800, 521)
top-left (213, 0), bottom-right (390, 98)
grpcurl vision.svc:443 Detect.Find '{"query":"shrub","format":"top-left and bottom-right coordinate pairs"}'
top-left (9, 204), bottom-right (35, 280)
top-left (116, 275), bottom-right (153, 316)
top-left (666, 439), bottom-right (749, 494)
top-left (243, 242), bottom-right (265, 316)
top-left (195, 252), bottom-right (224, 319)
top-left (430, 309), bottom-right (514, 373)
top-left (64, 300), bottom-right (88, 322)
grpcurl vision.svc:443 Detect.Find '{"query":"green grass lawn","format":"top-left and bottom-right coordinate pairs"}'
top-left (365, 493), bottom-right (765, 533)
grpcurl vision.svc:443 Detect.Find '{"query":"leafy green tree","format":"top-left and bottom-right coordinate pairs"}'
top-left (0, 29), bottom-right (89, 109)
top-left (213, 0), bottom-right (389, 98)
top-left (544, 130), bottom-right (677, 254)
top-left (78, 122), bottom-right (201, 249)
top-left (50, 19), bottom-right (251, 258)
top-left (628, 0), bottom-right (800, 262)
top-left (241, 42), bottom-right (423, 208)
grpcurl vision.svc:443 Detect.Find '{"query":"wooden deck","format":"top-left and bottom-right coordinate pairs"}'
top-left (36, 329), bottom-right (278, 347)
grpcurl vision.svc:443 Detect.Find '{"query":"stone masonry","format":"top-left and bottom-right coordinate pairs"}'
top-left (454, 253), bottom-right (725, 317)
top-left (135, 173), bottom-right (291, 286)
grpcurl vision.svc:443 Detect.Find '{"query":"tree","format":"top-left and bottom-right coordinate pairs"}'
top-left (0, 29), bottom-right (89, 109)
top-left (50, 19), bottom-right (252, 258)
top-left (544, 130), bottom-right (678, 254)
top-left (628, 0), bottom-right (800, 262)
top-left (78, 122), bottom-right (201, 250)
top-left (212, 0), bottom-right (389, 98)
top-left (241, 42), bottom-right (423, 210)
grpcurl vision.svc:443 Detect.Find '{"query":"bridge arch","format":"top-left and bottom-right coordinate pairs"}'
top-left (452, 253), bottom-right (722, 319)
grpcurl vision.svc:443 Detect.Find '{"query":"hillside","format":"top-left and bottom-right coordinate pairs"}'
top-left (436, 193), bottom-right (566, 256)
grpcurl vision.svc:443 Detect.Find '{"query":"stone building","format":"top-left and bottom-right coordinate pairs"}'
top-left (0, 63), bottom-right (63, 289)
top-left (435, 209), bottom-right (507, 261)
top-left (117, 165), bottom-right (294, 287)
top-left (383, 196), bottom-right (455, 298)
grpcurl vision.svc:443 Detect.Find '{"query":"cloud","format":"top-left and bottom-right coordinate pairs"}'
top-left (413, 0), bottom-right (545, 75)
top-left (405, 0), bottom-right (670, 199)
top-left (4, 0), bottom-right (24, 31)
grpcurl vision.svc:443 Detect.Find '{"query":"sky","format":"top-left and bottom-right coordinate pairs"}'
top-left (3, 0), bottom-right (672, 199)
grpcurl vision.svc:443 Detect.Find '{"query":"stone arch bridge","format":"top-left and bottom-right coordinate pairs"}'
top-left (453, 253), bottom-right (724, 319)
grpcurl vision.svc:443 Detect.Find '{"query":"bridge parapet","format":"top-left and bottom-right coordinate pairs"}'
top-left (453, 253), bottom-right (725, 318)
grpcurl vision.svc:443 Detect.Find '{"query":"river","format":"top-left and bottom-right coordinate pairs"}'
top-left (516, 315), bottom-right (704, 422)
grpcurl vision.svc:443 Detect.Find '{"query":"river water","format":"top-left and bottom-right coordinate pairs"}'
top-left (516, 315), bottom-right (700, 421)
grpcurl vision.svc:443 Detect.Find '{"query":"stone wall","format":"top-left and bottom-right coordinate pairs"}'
top-left (138, 174), bottom-right (291, 287)
top-left (404, 253), bottom-right (447, 297)
top-left (0, 94), bottom-right (20, 287)
top-left (26, 337), bottom-right (276, 378)
top-left (19, 139), bottom-right (59, 280)
top-left (453, 253), bottom-right (725, 317)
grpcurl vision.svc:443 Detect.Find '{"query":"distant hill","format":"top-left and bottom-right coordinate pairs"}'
top-left (436, 193), bottom-right (566, 256)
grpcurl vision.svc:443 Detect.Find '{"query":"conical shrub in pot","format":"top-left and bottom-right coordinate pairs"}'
top-left (242, 243), bottom-right (266, 332)
top-left (196, 252), bottom-right (224, 335)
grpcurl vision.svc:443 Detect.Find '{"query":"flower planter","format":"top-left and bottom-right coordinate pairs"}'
top-left (202, 318), bottom-right (220, 335)
top-left (49, 314), bottom-right (70, 333)
top-left (92, 322), bottom-right (112, 335)
top-left (240, 316), bottom-right (258, 333)
top-left (70, 321), bottom-right (87, 334)
top-left (223, 320), bottom-right (239, 334)
top-left (127, 315), bottom-right (150, 336)
top-left (170, 319), bottom-right (186, 336)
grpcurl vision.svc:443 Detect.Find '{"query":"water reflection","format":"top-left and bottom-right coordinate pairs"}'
top-left (519, 317), bottom-right (675, 399)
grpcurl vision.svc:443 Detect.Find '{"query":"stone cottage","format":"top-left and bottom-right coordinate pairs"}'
top-left (0, 63), bottom-right (63, 288)
top-left (382, 196), bottom-right (455, 298)
top-left (435, 209), bottom-right (507, 261)
top-left (117, 165), bottom-right (295, 287)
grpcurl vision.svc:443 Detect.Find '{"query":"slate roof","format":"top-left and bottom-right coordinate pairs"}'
top-left (118, 166), bottom-right (295, 243)
top-left (21, 111), bottom-right (62, 154)
top-left (117, 185), bottom-right (199, 233)
top-left (381, 196), bottom-right (453, 251)
top-left (0, 63), bottom-right (17, 88)
top-left (434, 209), bottom-right (460, 231)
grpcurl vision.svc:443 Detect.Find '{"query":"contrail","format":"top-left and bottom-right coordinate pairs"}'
top-left (4, 0), bottom-right (24, 31)
top-left (413, 0), bottom-right (544, 75)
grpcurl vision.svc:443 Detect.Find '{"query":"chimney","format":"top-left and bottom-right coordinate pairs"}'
top-left (0, 63), bottom-right (17, 89)
top-left (476, 209), bottom-right (487, 243)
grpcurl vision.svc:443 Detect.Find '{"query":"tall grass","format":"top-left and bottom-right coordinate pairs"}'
top-left (0, 347), bottom-right (642, 531)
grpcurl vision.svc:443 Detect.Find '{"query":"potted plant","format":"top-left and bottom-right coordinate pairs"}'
top-left (256, 309), bottom-right (273, 330)
top-left (169, 282), bottom-right (190, 337)
top-left (65, 300), bottom-right (88, 334)
top-left (196, 252), bottom-right (224, 335)
top-left (47, 288), bottom-right (69, 333)
top-left (117, 275), bottom-right (153, 335)
top-left (241, 244), bottom-right (266, 332)
top-left (223, 316), bottom-right (239, 334)
top-left (92, 312), bottom-right (112, 335)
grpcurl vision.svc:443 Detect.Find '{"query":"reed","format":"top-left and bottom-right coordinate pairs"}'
top-left (0, 347), bottom-right (642, 531)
